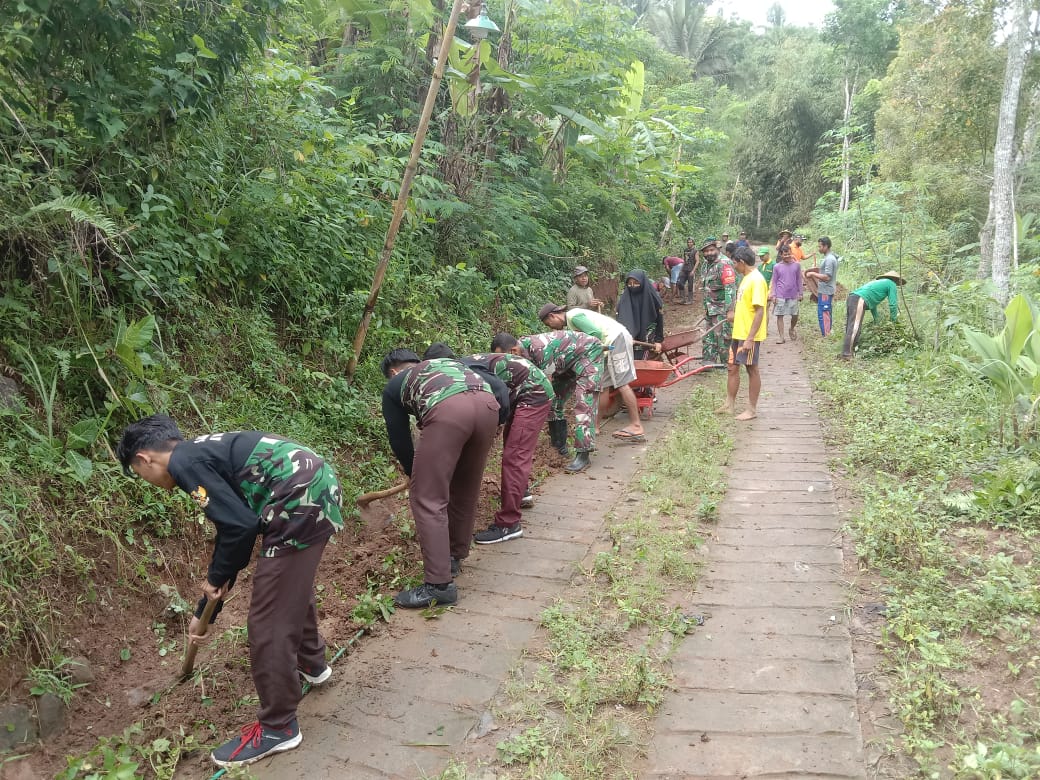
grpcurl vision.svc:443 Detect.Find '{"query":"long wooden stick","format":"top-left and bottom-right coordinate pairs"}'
top-left (346, 0), bottom-right (466, 380)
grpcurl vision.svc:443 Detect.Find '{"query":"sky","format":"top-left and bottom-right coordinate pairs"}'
top-left (711, 0), bottom-right (835, 30)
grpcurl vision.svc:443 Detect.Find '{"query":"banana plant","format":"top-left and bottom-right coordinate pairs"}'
top-left (952, 294), bottom-right (1040, 444)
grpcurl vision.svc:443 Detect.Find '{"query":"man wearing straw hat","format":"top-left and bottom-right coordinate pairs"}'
top-left (840, 271), bottom-right (906, 359)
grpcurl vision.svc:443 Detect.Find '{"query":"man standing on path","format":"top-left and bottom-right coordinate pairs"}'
top-left (840, 271), bottom-right (905, 359)
top-left (380, 350), bottom-right (502, 607)
top-left (769, 245), bottom-right (804, 343)
top-left (717, 246), bottom-right (767, 421)
top-left (700, 237), bottom-right (737, 366)
top-left (492, 330), bottom-right (604, 474)
top-left (677, 248), bottom-right (698, 305)
top-left (736, 231), bottom-right (750, 249)
top-left (567, 265), bottom-right (602, 311)
top-left (538, 304), bottom-right (649, 446)
top-left (805, 237), bottom-right (839, 336)
top-left (116, 415), bottom-right (343, 767)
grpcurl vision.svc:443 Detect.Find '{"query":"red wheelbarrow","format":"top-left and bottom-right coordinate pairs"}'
top-left (603, 356), bottom-right (718, 420)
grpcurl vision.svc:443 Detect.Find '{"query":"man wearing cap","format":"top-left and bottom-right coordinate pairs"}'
top-left (840, 271), bottom-right (905, 359)
top-left (567, 266), bottom-right (602, 311)
top-left (700, 237), bottom-right (737, 365)
top-left (776, 228), bottom-right (793, 258)
top-left (719, 232), bottom-right (730, 248)
top-left (736, 231), bottom-right (750, 250)
top-left (538, 303), bottom-right (649, 450)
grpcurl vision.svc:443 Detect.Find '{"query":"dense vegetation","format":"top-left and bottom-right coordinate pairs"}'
top-left (4, 0), bottom-right (1040, 776)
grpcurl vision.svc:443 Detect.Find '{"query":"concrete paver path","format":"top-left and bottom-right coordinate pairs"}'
top-left (642, 340), bottom-right (865, 779)
top-left (241, 338), bottom-right (866, 780)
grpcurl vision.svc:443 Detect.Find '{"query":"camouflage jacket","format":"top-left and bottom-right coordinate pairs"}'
top-left (519, 330), bottom-right (604, 379)
top-left (468, 353), bottom-right (554, 408)
top-left (167, 432), bottom-right (343, 616)
top-left (381, 358), bottom-right (495, 476)
top-left (702, 258), bottom-right (737, 315)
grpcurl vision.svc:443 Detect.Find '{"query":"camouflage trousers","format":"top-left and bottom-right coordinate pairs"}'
top-left (702, 311), bottom-right (732, 364)
top-left (550, 357), bottom-right (602, 452)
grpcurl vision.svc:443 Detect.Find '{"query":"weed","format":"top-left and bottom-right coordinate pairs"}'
top-left (350, 585), bottom-right (395, 626)
top-left (27, 656), bottom-right (88, 705)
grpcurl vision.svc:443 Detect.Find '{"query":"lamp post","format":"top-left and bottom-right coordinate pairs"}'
top-left (463, 2), bottom-right (500, 111)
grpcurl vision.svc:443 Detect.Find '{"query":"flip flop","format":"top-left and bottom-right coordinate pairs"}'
top-left (613, 429), bottom-right (647, 442)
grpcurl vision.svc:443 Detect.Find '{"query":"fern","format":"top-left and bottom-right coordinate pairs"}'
top-left (16, 194), bottom-right (120, 237)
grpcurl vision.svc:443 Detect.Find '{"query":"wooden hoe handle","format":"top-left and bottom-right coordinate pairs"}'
top-left (180, 595), bottom-right (220, 680)
top-left (357, 479), bottom-right (410, 508)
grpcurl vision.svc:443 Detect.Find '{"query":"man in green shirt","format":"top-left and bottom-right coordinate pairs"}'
top-left (539, 303), bottom-right (649, 450)
top-left (840, 271), bottom-right (905, 359)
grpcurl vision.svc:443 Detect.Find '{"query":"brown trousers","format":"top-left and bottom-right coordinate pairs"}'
top-left (248, 539), bottom-right (327, 729)
top-left (410, 390), bottom-right (499, 583)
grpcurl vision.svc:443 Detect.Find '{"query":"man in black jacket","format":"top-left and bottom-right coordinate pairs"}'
top-left (117, 415), bottom-right (343, 768)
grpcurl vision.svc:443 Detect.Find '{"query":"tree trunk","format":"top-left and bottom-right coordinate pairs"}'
top-left (839, 74), bottom-right (854, 213)
top-left (984, 0), bottom-right (1030, 305)
top-left (659, 143), bottom-right (684, 248)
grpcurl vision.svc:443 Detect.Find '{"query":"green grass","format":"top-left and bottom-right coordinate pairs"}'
top-left (437, 381), bottom-right (732, 779)
top-left (803, 318), bottom-right (1040, 778)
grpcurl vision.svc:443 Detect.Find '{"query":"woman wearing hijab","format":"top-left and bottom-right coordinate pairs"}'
top-left (616, 269), bottom-right (664, 360)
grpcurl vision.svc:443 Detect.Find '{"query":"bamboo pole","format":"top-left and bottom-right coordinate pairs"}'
top-left (346, 0), bottom-right (465, 381)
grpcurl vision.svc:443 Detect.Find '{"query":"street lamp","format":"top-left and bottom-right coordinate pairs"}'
top-left (464, 1), bottom-right (500, 40)
top-left (462, 1), bottom-right (500, 111)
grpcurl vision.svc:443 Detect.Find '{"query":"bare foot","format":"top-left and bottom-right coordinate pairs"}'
top-left (735, 409), bottom-right (757, 421)
top-left (776, 337), bottom-right (786, 344)
top-left (789, 330), bottom-right (797, 341)
top-left (714, 404), bottom-right (733, 415)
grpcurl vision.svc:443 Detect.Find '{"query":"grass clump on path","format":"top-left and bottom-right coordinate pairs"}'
top-left (803, 331), bottom-right (1040, 779)
top-left (441, 382), bottom-right (731, 780)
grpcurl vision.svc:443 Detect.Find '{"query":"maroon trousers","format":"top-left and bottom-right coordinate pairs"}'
top-left (248, 539), bottom-right (327, 730)
top-left (495, 401), bottom-right (552, 528)
top-left (410, 391), bottom-right (499, 583)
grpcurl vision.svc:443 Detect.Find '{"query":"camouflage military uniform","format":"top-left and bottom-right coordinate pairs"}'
top-left (470, 353), bottom-right (554, 409)
top-left (519, 330), bottom-right (603, 452)
top-left (165, 429), bottom-right (343, 737)
top-left (701, 256), bottom-right (737, 363)
top-left (382, 357), bottom-right (500, 585)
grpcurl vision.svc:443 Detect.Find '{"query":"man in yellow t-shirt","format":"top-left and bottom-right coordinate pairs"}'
top-left (718, 245), bottom-right (768, 421)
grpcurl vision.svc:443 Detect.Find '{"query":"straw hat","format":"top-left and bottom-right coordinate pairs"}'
top-left (876, 271), bottom-right (906, 286)
top-left (778, 228), bottom-right (793, 236)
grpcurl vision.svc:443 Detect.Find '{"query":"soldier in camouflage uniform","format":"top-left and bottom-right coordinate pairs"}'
top-left (421, 343), bottom-right (554, 544)
top-left (381, 350), bottom-right (507, 607)
top-left (700, 236), bottom-right (737, 365)
top-left (116, 414), bottom-right (344, 767)
top-left (491, 330), bottom-right (604, 473)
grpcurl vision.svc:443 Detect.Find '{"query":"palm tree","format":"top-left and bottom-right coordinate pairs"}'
top-left (649, 0), bottom-right (740, 82)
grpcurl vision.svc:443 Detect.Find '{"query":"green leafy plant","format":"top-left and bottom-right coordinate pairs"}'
top-left (953, 293), bottom-right (1040, 444)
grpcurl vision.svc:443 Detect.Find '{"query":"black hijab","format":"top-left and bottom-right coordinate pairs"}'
top-left (616, 269), bottom-right (663, 343)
